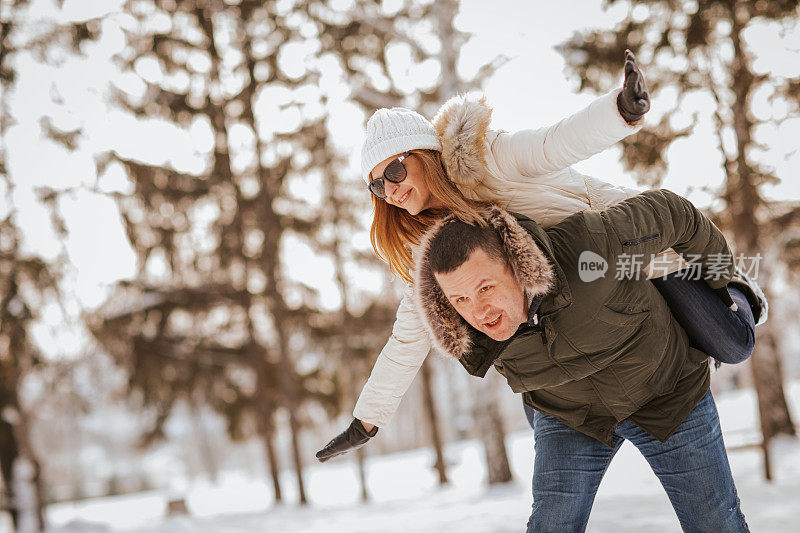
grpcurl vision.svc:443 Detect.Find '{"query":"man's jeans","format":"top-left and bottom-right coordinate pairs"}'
top-left (651, 271), bottom-right (756, 364)
top-left (524, 390), bottom-right (749, 532)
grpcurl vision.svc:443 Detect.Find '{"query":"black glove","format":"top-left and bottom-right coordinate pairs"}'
top-left (616, 49), bottom-right (650, 124)
top-left (713, 286), bottom-right (739, 311)
top-left (315, 418), bottom-right (378, 463)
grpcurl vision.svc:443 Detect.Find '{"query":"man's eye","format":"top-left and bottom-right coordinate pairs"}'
top-left (455, 297), bottom-right (466, 304)
top-left (480, 285), bottom-right (492, 293)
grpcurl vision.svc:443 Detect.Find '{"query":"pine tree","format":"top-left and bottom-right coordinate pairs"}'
top-left (88, 0), bottom-right (352, 504)
top-left (310, 0), bottom-right (512, 484)
top-left (0, 0), bottom-right (103, 527)
top-left (557, 0), bottom-right (799, 478)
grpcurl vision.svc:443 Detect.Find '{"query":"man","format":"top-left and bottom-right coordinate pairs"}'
top-left (413, 189), bottom-right (750, 532)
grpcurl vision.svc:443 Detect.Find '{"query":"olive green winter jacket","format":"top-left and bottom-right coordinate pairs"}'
top-left (414, 189), bottom-right (735, 446)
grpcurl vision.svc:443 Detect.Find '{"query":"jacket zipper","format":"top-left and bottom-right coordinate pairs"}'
top-left (622, 232), bottom-right (660, 247)
top-left (530, 316), bottom-right (548, 345)
top-left (534, 297), bottom-right (572, 347)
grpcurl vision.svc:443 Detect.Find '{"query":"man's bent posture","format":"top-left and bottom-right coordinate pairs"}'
top-left (414, 190), bottom-right (751, 532)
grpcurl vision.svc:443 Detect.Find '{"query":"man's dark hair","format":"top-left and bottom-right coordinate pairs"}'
top-left (428, 219), bottom-right (508, 274)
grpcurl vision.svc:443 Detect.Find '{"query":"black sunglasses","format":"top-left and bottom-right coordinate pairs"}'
top-left (368, 153), bottom-right (412, 199)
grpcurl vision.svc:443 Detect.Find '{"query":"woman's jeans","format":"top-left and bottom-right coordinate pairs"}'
top-left (524, 390), bottom-right (749, 532)
top-left (650, 270), bottom-right (756, 364)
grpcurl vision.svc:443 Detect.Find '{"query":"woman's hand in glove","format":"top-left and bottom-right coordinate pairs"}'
top-left (617, 49), bottom-right (650, 124)
top-left (315, 418), bottom-right (378, 462)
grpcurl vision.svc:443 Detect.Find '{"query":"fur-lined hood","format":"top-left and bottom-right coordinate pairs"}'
top-left (414, 206), bottom-right (568, 361)
top-left (431, 93), bottom-right (496, 200)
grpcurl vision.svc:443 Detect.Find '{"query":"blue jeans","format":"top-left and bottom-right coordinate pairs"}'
top-left (524, 390), bottom-right (748, 532)
top-left (651, 271), bottom-right (756, 364)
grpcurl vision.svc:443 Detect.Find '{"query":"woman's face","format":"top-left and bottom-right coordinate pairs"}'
top-left (370, 153), bottom-right (439, 215)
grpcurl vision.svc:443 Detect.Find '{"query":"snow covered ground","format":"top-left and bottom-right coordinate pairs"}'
top-left (43, 382), bottom-right (800, 532)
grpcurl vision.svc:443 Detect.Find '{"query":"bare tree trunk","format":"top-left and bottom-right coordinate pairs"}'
top-left (0, 403), bottom-right (46, 532)
top-left (263, 283), bottom-right (307, 504)
top-left (340, 360), bottom-right (370, 502)
top-left (724, 3), bottom-right (796, 480)
top-left (420, 357), bottom-right (448, 485)
top-left (337, 354), bottom-right (370, 502)
top-left (354, 448), bottom-right (369, 502)
top-left (11, 456), bottom-right (44, 533)
top-left (259, 412), bottom-right (283, 503)
top-left (0, 419), bottom-right (22, 529)
top-left (189, 401), bottom-right (219, 484)
top-left (0, 291), bottom-right (47, 532)
top-left (252, 343), bottom-right (283, 503)
top-left (472, 379), bottom-right (512, 485)
top-left (749, 322), bottom-right (796, 482)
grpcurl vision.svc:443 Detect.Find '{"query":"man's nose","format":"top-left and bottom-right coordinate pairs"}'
top-left (475, 299), bottom-right (492, 320)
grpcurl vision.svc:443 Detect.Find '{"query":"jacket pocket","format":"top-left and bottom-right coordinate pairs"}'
top-left (500, 330), bottom-right (573, 391)
top-left (596, 305), bottom-right (649, 326)
top-left (561, 304), bottom-right (649, 358)
top-left (495, 359), bottom-right (527, 393)
top-left (524, 389), bottom-right (591, 430)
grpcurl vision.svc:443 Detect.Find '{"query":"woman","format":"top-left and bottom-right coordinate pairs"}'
top-left (316, 51), bottom-right (766, 461)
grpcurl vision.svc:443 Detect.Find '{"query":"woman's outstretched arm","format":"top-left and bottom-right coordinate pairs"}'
top-left (316, 283), bottom-right (432, 461)
top-left (352, 283), bottom-right (432, 427)
top-left (489, 51), bottom-right (649, 178)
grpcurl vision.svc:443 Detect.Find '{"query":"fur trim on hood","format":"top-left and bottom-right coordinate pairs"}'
top-left (414, 206), bottom-right (555, 360)
top-left (431, 93), bottom-right (495, 200)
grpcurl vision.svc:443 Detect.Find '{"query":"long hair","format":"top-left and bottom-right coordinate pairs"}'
top-left (369, 149), bottom-right (491, 283)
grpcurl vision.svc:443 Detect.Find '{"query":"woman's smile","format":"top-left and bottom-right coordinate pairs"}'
top-left (387, 185), bottom-right (412, 206)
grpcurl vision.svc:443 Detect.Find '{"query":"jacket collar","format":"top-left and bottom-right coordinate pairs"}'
top-left (414, 206), bottom-right (572, 362)
top-left (431, 94), bottom-right (495, 199)
top-left (515, 213), bottom-right (573, 320)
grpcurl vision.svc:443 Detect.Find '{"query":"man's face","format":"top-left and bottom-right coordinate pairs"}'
top-left (434, 248), bottom-right (528, 341)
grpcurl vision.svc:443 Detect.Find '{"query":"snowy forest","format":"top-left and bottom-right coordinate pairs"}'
top-left (0, 0), bottom-right (799, 531)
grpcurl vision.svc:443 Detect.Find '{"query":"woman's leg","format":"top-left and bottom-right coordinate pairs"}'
top-left (651, 271), bottom-right (755, 364)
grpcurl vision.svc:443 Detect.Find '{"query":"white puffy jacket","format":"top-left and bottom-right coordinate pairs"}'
top-left (353, 89), bottom-right (683, 427)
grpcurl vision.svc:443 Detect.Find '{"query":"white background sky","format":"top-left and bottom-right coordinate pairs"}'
top-left (5, 0), bottom-right (799, 357)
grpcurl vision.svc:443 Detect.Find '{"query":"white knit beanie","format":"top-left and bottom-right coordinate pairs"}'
top-left (360, 107), bottom-right (441, 183)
